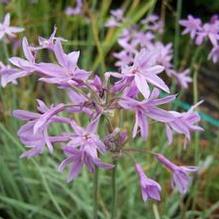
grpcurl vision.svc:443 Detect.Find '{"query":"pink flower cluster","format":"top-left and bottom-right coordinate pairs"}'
top-left (0, 11), bottom-right (203, 203)
top-left (112, 14), bottom-right (192, 89)
top-left (180, 15), bottom-right (219, 63)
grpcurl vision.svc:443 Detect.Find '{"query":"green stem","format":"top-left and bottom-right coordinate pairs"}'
top-left (152, 204), bottom-right (160, 219)
top-left (93, 168), bottom-right (99, 219)
top-left (111, 160), bottom-right (117, 219)
top-left (174, 0), bottom-right (182, 69)
top-left (1, 41), bottom-right (9, 62)
top-left (191, 60), bottom-right (202, 211)
top-left (170, 0), bottom-right (182, 95)
top-left (193, 65), bottom-right (200, 164)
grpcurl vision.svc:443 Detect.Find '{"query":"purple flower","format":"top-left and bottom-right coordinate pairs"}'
top-left (7, 37), bottom-right (36, 84)
top-left (132, 31), bottom-right (154, 48)
top-left (67, 89), bottom-right (93, 116)
top-left (155, 154), bottom-right (198, 194)
top-left (113, 50), bottom-right (133, 67)
top-left (171, 69), bottom-right (192, 89)
top-left (141, 14), bottom-right (164, 33)
top-left (196, 22), bottom-right (219, 46)
top-left (179, 15), bottom-right (202, 39)
top-left (58, 147), bottom-right (113, 182)
top-left (165, 102), bottom-right (203, 145)
top-left (37, 26), bottom-right (66, 50)
top-left (118, 37), bottom-right (137, 53)
top-left (65, 0), bottom-right (83, 16)
top-left (119, 88), bottom-right (175, 139)
top-left (208, 45), bottom-right (219, 63)
top-left (135, 164), bottom-right (161, 201)
top-left (68, 117), bottom-right (106, 155)
top-left (114, 49), bottom-right (168, 99)
top-left (146, 42), bottom-right (173, 71)
top-left (210, 15), bottom-right (219, 24)
top-left (89, 75), bottom-right (105, 97)
top-left (141, 14), bottom-right (160, 24)
top-left (37, 39), bottom-right (89, 86)
top-left (0, 13), bottom-right (24, 40)
top-left (105, 9), bottom-right (124, 27)
top-left (0, 61), bottom-right (18, 87)
top-left (13, 100), bottom-right (69, 155)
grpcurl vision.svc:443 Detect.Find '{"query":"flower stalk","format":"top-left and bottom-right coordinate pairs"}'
top-left (111, 159), bottom-right (117, 219)
top-left (93, 168), bottom-right (99, 219)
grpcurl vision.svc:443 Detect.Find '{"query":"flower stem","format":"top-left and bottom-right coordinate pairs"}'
top-left (152, 204), bottom-right (160, 219)
top-left (111, 160), bottom-right (117, 219)
top-left (1, 41), bottom-right (9, 63)
top-left (174, 0), bottom-right (182, 69)
top-left (93, 168), bottom-right (99, 219)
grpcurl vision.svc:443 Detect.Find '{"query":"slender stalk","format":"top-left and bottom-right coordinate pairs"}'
top-left (111, 160), bottom-right (117, 219)
top-left (174, 0), bottom-right (182, 69)
top-left (170, 0), bottom-right (182, 95)
top-left (152, 204), bottom-right (160, 219)
top-left (193, 65), bottom-right (200, 163)
top-left (3, 42), bottom-right (9, 62)
top-left (191, 59), bottom-right (202, 211)
top-left (93, 168), bottom-right (99, 219)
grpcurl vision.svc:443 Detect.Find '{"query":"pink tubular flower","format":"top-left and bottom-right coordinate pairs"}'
top-left (135, 164), bottom-right (161, 201)
top-left (141, 14), bottom-right (164, 33)
top-left (105, 9), bottom-right (124, 28)
top-left (118, 37), bottom-right (137, 54)
top-left (0, 61), bottom-right (18, 87)
top-left (165, 101), bottom-right (203, 146)
top-left (113, 50), bottom-right (133, 67)
top-left (155, 154), bottom-right (198, 194)
top-left (146, 42), bottom-right (173, 70)
top-left (7, 37), bottom-right (36, 84)
top-left (171, 69), bottom-right (192, 89)
top-left (58, 116), bottom-right (113, 182)
top-left (37, 26), bottom-right (66, 50)
top-left (210, 15), bottom-right (219, 24)
top-left (132, 31), bottom-right (154, 48)
top-left (196, 22), bottom-right (219, 46)
top-left (114, 49), bottom-right (168, 99)
top-left (0, 13), bottom-right (24, 40)
top-left (65, 0), bottom-right (83, 16)
top-left (89, 75), bottom-right (105, 97)
top-left (13, 100), bottom-right (70, 155)
top-left (179, 15), bottom-right (202, 39)
top-left (119, 88), bottom-right (175, 139)
top-left (208, 45), bottom-right (219, 63)
top-left (69, 117), bottom-right (106, 154)
top-left (58, 147), bottom-right (113, 182)
top-left (37, 39), bottom-right (89, 86)
top-left (67, 89), bottom-right (93, 116)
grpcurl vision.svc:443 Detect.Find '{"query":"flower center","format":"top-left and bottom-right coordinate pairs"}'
top-left (83, 133), bottom-right (90, 140)
top-left (132, 68), bottom-right (139, 75)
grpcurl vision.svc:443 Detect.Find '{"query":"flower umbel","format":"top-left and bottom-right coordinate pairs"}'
top-left (0, 11), bottom-right (204, 207)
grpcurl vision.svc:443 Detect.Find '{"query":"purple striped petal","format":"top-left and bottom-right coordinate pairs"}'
top-left (134, 74), bottom-right (150, 99)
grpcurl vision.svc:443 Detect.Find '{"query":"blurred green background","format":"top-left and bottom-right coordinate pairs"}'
top-left (0, 0), bottom-right (219, 218)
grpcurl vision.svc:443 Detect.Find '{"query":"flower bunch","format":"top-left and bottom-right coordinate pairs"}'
top-left (180, 14), bottom-right (219, 63)
top-left (111, 14), bottom-right (192, 89)
top-left (0, 12), bottom-right (203, 203)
